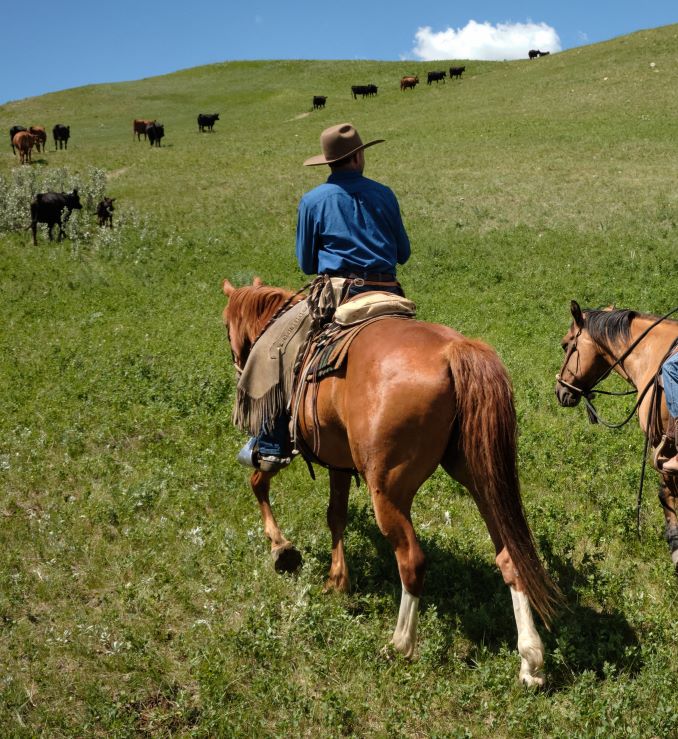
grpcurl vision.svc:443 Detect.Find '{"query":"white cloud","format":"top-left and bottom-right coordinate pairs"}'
top-left (411, 20), bottom-right (561, 61)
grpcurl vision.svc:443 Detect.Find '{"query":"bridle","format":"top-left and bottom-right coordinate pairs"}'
top-left (556, 307), bottom-right (678, 429)
top-left (556, 306), bottom-right (678, 535)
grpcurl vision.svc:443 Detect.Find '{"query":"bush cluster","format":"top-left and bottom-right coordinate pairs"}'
top-left (0, 166), bottom-right (155, 258)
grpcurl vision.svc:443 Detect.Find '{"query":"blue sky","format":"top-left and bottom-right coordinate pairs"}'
top-left (1, 1), bottom-right (675, 105)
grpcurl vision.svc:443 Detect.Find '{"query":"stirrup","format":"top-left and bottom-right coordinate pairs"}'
top-left (237, 437), bottom-right (259, 469)
top-left (237, 438), bottom-right (293, 472)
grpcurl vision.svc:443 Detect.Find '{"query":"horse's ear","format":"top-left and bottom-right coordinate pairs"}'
top-left (252, 276), bottom-right (263, 287)
top-left (570, 300), bottom-right (584, 328)
top-left (222, 279), bottom-right (235, 296)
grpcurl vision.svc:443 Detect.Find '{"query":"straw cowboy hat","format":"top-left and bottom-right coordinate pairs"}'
top-left (303, 122), bottom-right (384, 166)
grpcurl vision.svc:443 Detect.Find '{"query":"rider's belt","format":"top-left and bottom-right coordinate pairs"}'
top-left (324, 270), bottom-right (399, 286)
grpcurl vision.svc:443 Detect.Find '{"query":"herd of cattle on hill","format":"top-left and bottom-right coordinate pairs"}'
top-left (8, 50), bottom-right (552, 243)
top-left (315, 49), bottom-right (548, 107)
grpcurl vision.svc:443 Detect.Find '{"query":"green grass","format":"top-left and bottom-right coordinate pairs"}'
top-left (1, 24), bottom-right (678, 736)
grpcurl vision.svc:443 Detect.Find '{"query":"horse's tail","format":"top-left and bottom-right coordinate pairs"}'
top-left (446, 339), bottom-right (562, 627)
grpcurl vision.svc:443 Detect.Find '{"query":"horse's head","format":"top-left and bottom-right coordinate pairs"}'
top-left (555, 300), bottom-right (611, 407)
top-left (222, 276), bottom-right (302, 373)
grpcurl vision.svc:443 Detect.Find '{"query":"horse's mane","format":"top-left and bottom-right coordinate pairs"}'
top-left (227, 285), bottom-right (300, 344)
top-left (584, 308), bottom-right (665, 351)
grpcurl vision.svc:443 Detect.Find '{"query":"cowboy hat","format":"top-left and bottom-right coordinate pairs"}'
top-left (303, 122), bottom-right (384, 166)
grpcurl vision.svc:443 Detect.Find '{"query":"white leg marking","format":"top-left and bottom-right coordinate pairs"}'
top-left (390, 584), bottom-right (419, 658)
top-left (671, 549), bottom-right (678, 568)
top-left (510, 586), bottom-right (545, 687)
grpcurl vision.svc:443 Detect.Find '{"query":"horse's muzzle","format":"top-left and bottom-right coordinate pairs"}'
top-left (555, 379), bottom-right (581, 407)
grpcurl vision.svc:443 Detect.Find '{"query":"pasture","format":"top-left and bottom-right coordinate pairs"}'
top-left (1, 24), bottom-right (678, 736)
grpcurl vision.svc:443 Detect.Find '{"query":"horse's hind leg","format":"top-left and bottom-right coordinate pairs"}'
top-left (497, 550), bottom-right (546, 687)
top-left (250, 470), bottom-right (302, 573)
top-left (659, 476), bottom-right (678, 572)
top-left (446, 461), bottom-right (545, 686)
top-left (369, 485), bottom-right (425, 658)
top-left (324, 469), bottom-right (351, 593)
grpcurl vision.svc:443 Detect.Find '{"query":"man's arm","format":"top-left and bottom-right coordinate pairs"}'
top-left (295, 200), bottom-right (318, 275)
top-left (392, 196), bottom-right (411, 265)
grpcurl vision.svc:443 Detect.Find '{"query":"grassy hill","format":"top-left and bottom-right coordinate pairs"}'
top-left (1, 25), bottom-right (678, 736)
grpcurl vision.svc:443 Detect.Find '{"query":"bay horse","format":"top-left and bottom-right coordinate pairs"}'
top-left (555, 300), bottom-right (678, 571)
top-left (223, 277), bottom-right (561, 685)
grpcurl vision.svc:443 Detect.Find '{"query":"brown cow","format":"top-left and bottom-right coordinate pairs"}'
top-left (29, 126), bottom-right (47, 153)
top-left (400, 75), bottom-right (419, 91)
top-left (12, 131), bottom-right (36, 164)
top-left (133, 119), bottom-right (155, 141)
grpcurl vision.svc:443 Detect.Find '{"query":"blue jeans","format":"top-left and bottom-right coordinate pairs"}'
top-left (255, 413), bottom-right (292, 458)
top-left (663, 352), bottom-right (678, 417)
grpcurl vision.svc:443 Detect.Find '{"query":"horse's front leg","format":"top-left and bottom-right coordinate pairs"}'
top-left (324, 469), bottom-right (352, 593)
top-left (250, 470), bottom-right (302, 573)
top-left (658, 476), bottom-right (678, 572)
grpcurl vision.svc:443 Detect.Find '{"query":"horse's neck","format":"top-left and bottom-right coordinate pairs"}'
top-left (616, 318), bottom-right (678, 390)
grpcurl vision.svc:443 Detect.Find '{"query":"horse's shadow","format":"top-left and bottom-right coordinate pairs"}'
top-left (308, 502), bottom-right (641, 687)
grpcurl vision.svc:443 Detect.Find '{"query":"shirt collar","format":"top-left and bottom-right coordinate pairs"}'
top-left (327, 170), bottom-right (364, 184)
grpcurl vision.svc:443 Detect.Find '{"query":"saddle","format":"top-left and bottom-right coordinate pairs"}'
top-left (290, 291), bottom-right (416, 467)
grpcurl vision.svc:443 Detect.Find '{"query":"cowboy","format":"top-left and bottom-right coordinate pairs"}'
top-left (662, 351), bottom-right (678, 473)
top-left (237, 122), bottom-right (411, 471)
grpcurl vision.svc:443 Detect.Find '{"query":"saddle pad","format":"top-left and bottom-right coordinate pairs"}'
top-left (333, 291), bottom-right (416, 326)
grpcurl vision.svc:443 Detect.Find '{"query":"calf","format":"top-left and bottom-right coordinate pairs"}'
top-left (30, 190), bottom-right (82, 245)
top-left (53, 124), bottom-right (70, 150)
top-left (29, 126), bottom-right (47, 153)
top-left (9, 125), bottom-right (26, 153)
top-left (312, 95), bottom-right (327, 109)
top-left (96, 197), bottom-right (115, 227)
top-left (133, 118), bottom-right (154, 140)
top-left (449, 66), bottom-right (466, 79)
top-left (427, 70), bottom-right (446, 84)
top-left (198, 113), bottom-right (219, 132)
top-left (12, 131), bottom-right (36, 164)
top-left (146, 122), bottom-right (164, 147)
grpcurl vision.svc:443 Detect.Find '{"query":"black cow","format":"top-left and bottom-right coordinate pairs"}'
top-left (351, 84), bottom-right (377, 99)
top-left (53, 124), bottom-right (70, 150)
top-left (30, 190), bottom-right (82, 245)
top-left (427, 70), bottom-right (446, 84)
top-left (313, 95), bottom-right (327, 109)
top-left (97, 197), bottom-right (115, 227)
top-left (198, 113), bottom-right (219, 132)
top-left (9, 125), bottom-right (26, 153)
top-left (449, 66), bottom-right (466, 79)
top-left (528, 49), bottom-right (540, 59)
top-left (146, 122), bottom-right (164, 147)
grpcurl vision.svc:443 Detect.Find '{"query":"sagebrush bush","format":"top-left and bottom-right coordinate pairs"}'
top-left (0, 165), bottom-right (156, 257)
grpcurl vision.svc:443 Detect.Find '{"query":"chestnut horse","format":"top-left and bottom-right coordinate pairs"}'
top-left (556, 300), bottom-right (678, 571)
top-left (223, 277), bottom-right (561, 685)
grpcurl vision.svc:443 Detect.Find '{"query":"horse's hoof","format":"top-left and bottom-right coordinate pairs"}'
top-left (272, 544), bottom-right (302, 573)
top-left (520, 672), bottom-right (545, 689)
top-left (323, 574), bottom-right (350, 594)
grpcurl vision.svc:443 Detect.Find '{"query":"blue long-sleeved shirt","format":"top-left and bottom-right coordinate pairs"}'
top-left (295, 170), bottom-right (410, 275)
